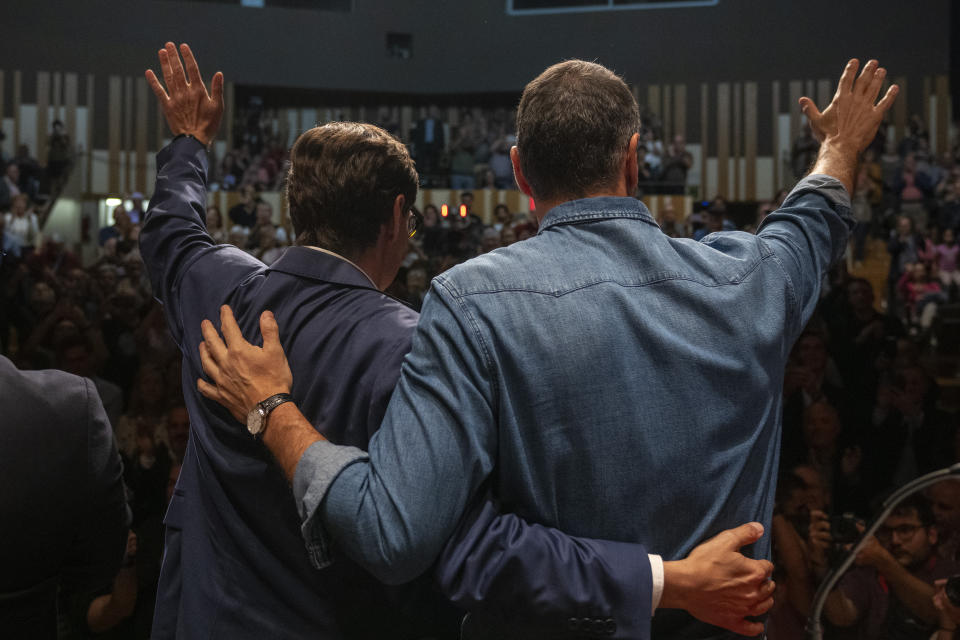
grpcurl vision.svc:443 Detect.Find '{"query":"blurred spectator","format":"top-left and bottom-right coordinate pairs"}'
top-left (46, 120), bottom-right (72, 191)
top-left (4, 193), bottom-right (40, 250)
top-left (207, 205), bottom-right (227, 244)
top-left (823, 495), bottom-right (959, 639)
top-left (660, 134), bottom-right (694, 195)
top-left (0, 161), bottom-right (21, 210)
top-left (127, 192), bottom-right (146, 225)
top-left (229, 184), bottom-right (259, 227)
top-left (792, 122), bottom-right (819, 179)
top-left (99, 206), bottom-right (134, 247)
top-left (936, 228), bottom-right (960, 298)
top-left (888, 215), bottom-right (925, 316)
top-left (929, 480), bottom-right (960, 563)
top-left (897, 262), bottom-right (945, 332)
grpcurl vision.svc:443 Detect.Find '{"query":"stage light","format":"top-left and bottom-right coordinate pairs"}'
top-left (105, 198), bottom-right (123, 207)
top-left (529, 197), bottom-right (536, 211)
top-left (441, 204), bottom-right (449, 217)
top-left (459, 204), bottom-right (467, 218)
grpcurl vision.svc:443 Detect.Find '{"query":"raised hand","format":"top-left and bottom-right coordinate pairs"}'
top-left (197, 305), bottom-right (293, 422)
top-left (145, 42), bottom-right (224, 147)
top-left (799, 59), bottom-right (898, 152)
top-left (661, 522), bottom-right (775, 636)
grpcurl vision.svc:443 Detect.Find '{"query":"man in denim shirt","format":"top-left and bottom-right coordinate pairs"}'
top-left (202, 59), bottom-right (898, 638)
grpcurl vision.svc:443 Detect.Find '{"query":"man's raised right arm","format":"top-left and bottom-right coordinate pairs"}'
top-left (757, 58), bottom-right (897, 336)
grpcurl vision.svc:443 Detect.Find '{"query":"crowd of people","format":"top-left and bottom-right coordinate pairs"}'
top-left (214, 102), bottom-right (694, 195)
top-left (3, 99), bottom-right (960, 637)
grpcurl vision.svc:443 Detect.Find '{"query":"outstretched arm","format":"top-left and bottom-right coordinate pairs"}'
top-left (139, 42), bottom-right (234, 342)
top-left (758, 58), bottom-right (898, 339)
top-left (197, 306), bottom-right (775, 637)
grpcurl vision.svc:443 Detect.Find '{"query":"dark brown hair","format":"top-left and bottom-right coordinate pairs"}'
top-left (286, 122), bottom-right (418, 255)
top-left (515, 60), bottom-right (640, 203)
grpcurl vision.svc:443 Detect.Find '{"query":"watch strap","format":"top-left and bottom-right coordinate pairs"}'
top-left (256, 392), bottom-right (294, 437)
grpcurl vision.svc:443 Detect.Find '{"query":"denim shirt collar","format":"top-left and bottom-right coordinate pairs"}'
top-left (537, 196), bottom-right (658, 234)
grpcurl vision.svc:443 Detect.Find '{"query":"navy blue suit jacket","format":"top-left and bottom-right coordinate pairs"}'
top-left (141, 137), bottom-right (652, 639)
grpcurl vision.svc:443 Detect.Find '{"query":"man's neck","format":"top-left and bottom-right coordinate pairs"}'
top-left (532, 187), bottom-right (632, 224)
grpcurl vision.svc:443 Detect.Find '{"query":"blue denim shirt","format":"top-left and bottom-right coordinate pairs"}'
top-left (294, 174), bottom-right (852, 585)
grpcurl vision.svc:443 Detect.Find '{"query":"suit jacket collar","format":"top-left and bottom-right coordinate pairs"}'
top-left (266, 246), bottom-right (379, 291)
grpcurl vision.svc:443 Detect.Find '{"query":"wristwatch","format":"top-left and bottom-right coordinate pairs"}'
top-left (246, 393), bottom-right (294, 438)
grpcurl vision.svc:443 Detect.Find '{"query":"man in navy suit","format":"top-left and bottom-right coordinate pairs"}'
top-left (143, 43), bottom-right (773, 639)
top-left (0, 355), bottom-right (129, 639)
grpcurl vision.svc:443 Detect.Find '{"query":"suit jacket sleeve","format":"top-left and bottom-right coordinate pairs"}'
top-left (59, 377), bottom-right (130, 594)
top-left (435, 494), bottom-right (652, 639)
top-left (139, 136), bottom-right (260, 346)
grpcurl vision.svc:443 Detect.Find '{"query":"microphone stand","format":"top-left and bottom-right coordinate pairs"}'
top-left (806, 463), bottom-right (960, 640)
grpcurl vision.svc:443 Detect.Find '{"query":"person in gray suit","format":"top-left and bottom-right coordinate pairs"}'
top-left (0, 355), bottom-right (129, 639)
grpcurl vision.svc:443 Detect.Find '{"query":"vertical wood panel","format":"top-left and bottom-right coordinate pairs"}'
top-left (135, 79), bottom-right (148, 193)
top-left (805, 80), bottom-right (815, 104)
top-left (0, 71), bottom-right (5, 127)
top-left (225, 81), bottom-right (235, 152)
top-left (86, 74), bottom-right (94, 193)
top-left (123, 77), bottom-right (133, 192)
top-left (935, 75), bottom-right (950, 155)
top-left (647, 85), bottom-right (661, 122)
top-left (108, 75), bottom-right (122, 194)
top-left (816, 79), bottom-right (831, 108)
top-left (700, 83), bottom-right (708, 199)
top-left (771, 81), bottom-right (780, 192)
top-left (733, 82), bottom-right (742, 200)
top-left (64, 73), bottom-right (78, 159)
top-left (745, 82), bottom-right (757, 200)
top-left (156, 97), bottom-right (165, 150)
top-left (893, 76), bottom-right (907, 142)
top-left (673, 84), bottom-right (686, 139)
top-left (400, 106), bottom-right (413, 142)
top-left (923, 76), bottom-right (932, 144)
top-left (788, 80), bottom-right (803, 151)
top-left (717, 83), bottom-right (730, 198)
top-left (52, 72), bottom-right (63, 123)
top-left (662, 85), bottom-right (672, 140)
top-left (36, 72), bottom-right (50, 164)
top-left (13, 70), bottom-right (21, 148)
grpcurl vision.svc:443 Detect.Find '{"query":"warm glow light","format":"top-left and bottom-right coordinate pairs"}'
top-left (529, 197), bottom-right (536, 211)
top-left (441, 204), bottom-right (449, 217)
top-left (105, 198), bottom-right (123, 207)
top-left (459, 204), bottom-right (467, 218)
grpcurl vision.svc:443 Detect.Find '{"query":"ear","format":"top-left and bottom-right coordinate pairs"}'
top-left (624, 132), bottom-right (640, 196)
top-left (510, 146), bottom-right (533, 198)
top-left (388, 194), bottom-right (406, 240)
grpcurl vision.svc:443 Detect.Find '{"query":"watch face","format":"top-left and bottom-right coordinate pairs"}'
top-left (247, 407), bottom-right (264, 435)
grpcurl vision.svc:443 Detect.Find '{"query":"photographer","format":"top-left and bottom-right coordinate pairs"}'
top-left (823, 495), bottom-right (959, 639)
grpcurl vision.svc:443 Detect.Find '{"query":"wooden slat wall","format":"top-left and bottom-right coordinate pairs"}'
top-left (788, 81), bottom-right (802, 148)
top-left (733, 82), bottom-right (742, 200)
top-left (135, 78), bottom-right (148, 193)
top-left (893, 76), bottom-right (907, 141)
top-left (700, 83), bottom-right (708, 198)
top-left (771, 81), bottom-right (780, 192)
top-left (36, 72), bottom-right (50, 164)
top-left (923, 76), bottom-right (933, 143)
top-left (123, 77), bottom-right (133, 193)
top-left (12, 71), bottom-right (21, 147)
top-left (108, 76), bottom-right (122, 194)
top-left (717, 83), bottom-right (730, 198)
top-left (647, 84), bottom-right (661, 123)
top-left (673, 84), bottom-right (686, 140)
top-left (64, 74), bottom-right (78, 155)
top-left (225, 81), bottom-right (235, 151)
top-left (935, 75), bottom-right (950, 155)
top-left (86, 74), bottom-right (94, 193)
top-left (744, 82), bottom-right (757, 200)
top-left (816, 79), bottom-right (832, 109)
top-left (662, 85), bottom-right (672, 140)
top-left (0, 71), bottom-right (5, 130)
top-left (52, 72), bottom-right (62, 125)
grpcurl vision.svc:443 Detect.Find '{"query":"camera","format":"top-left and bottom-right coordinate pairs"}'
top-left (946, 575), bottom-right (960, 607)
top-left (828, 512), bottom-right (861, 567)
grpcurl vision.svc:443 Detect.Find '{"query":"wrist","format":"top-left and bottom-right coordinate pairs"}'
top-left (660, 559), bottom-right (695, 610)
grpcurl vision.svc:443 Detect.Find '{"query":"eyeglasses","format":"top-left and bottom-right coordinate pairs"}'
top-left (407, 208), bottom-right (423, 238)
top-left (876, 523), bottom-right (924, 542)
